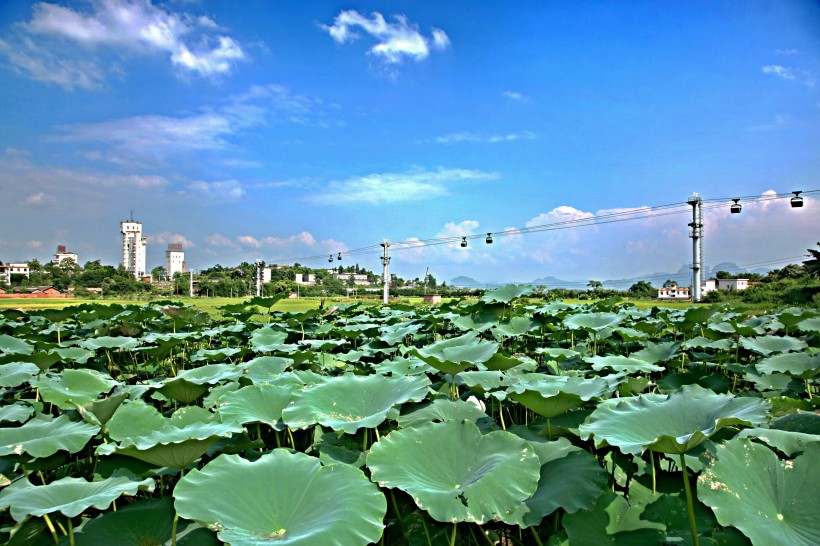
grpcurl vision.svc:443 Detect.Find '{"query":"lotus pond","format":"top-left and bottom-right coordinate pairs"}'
top-left (0, 285), bottom-right (818, 545)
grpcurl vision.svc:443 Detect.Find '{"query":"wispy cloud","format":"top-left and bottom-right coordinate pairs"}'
top-left (322, 10), bottom-right (449, 74)
top-left (762, 64), bottom-right (814, 87)
top-left (53, 84), bottom-right (327, 165)
top-left (502, 91), bottom-right (527, 100)
top-left (775, 49), bottom-right (799, 56)
top-left (185, 179), bottom-right (244, 200)
top-left (310, 167), bottom-right (499, 205)
top-left (749, 114), bottom-right (789, 132)
top-left (147, 231), bottom-right (195, 247)
top-left (430, 131), bottom-right (536, 144)
top-left (1, 0), bottom-right (245, 89)
top-left (24, 192), bottom-right (57, 205)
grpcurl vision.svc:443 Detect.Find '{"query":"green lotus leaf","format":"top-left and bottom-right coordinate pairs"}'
top-left (698, 439), bottom-right (820, 546)
top-left (0, 414), bottom-right (98, 458)
top-left (508, 450), bottom-right (608, 527)
top-left (677, 306), bottom-right (719, 331)
top-left (587, 356), bottom-right (664, 374)
top-left (744, 371), bottom-right (795, 393)
top-left (397, 398), bottom-right (490, 428)
top-left (755, 352), bottom-right (820, 379)
top-left (493, 317), bottom-right (537, 337)
top-left (0, 362), bottom-right (40, 387)
top-left (217, 384), bottom-right (296, 430)
top-left (771, 411), bottom-right (820, 434)
top-left (630, 341), bottom-right (679, 365)
top-left (176, 363), bottom-right (243, 384)
top-left (248, 295), bottom-right (287, 309)
top-left (283, 373), bottom-right (430, 434)
top-left (68, 497), bottom-right (218, 546)
top-left (31, 369), bottom-right (119, 410)
top-left (240, 355), bottom-right (292, 383)
top-left (366, 420), bottom-right (540, 524)
top-left (506, 374), bottom-right (616, 418)
top-left (190, 347), bottom-right (242, 362)
top-left (372, 357), bottom-right (432, 376)
top-left (174, 450), bottom-right (386, 545)
top-left (0, 334), bottom-right (35, 355)
top-left (481, 352), bottom-right (532, 372)
top-left (107, 400), bottom-right (166, 442)
top-left (379, 322), bottom-right (422, 345)
top-left (0, 475), bottom-right (154, 521)
top-left (735, 428), bottom-right (820, 456)
top-left (50, 346), bottom-right (94, 364)
top-left (458, 370), bottom-right (511, 392)
top-left (656, 371), bottom-right (731, 394)
top-left (0, 401), bottom-right (35, 424)
top-left (480, 284), bottom-right (533, 303)
top-left (407, 331), bottom-right (499, 375)
top-left (796, 316), bottom-right (820, 334)
top-left (73, 391), bottom-right (129, 429)
top-left (562, 491), bottom-right (665, 545)
top-left (579, 384), bottom-right (770, 455)
top-left (249, 327), bottom-right (289, 350)
top-left (157, 378), bottom-right (210, 404)
top-left (563, 312), bottom-right (623, 332)
top-left (682, 336), bottom-right (733, 351)
top-left (536, 347), bottom-right (580, 360)
top-left (739, 335), bottom-right (807, 356)
top-left (80, 336), bottom-right (140, 351)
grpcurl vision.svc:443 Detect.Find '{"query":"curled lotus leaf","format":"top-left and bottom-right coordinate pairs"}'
top-left (240, 355), bottom-right (292, 383)
top-left (174, 450), bottom-right (386, 546)
top-left (31, 369), bottom-right (119, 410)
top-left (190, 347), bottom-right (242, 363)
top-left (0, 414), bottom-right (98, 458)
top-left (796, 316), bottom-right (820, 334)
top-left (755, 352), bottom-right (820, 379)
top-left (579, 384), bottom-right (770, 455)
top-left (562, 491), bottom-right (666, 545)
top-left (366, 420), bottom-right (540, 524)
top-left (563, 312), bottom-right (623, 332)
top-left (698, 440), bottom-right (820, 546)
top-left (0, 475), bottom-right (154, 521)
top-left (630, 341), bottom-right (679, 365)
top-left (480, 284), bottom-right (534, 303)
top-left (0, 402), bottom-right (35, 424)
top-left (0, 334), bottom-right (35, 355)
top-left (217, 384), bottom-right (296, 430)
top-left (79, 336), bottom-right (140, 351)
top-left (175, 363), bottom-right (243, 384)
top-left (586, 355), bottom-right (664, 374)
top-left (50, 346), bottom-right (94, 365)
top-left (739, 335), bottom-right (807, 356)
top-left (0, 362), bottom-right (40, 388)
top-left (282, 373), bottom-right (431, 434)
top-left (506, 374), bottom-right (617, 418)
top-left (407, 331), bottom-right (498, 376)
top-left (397, 398), bottom-right (490, 429)
top-left (735, 428), bottom-right (820, 457)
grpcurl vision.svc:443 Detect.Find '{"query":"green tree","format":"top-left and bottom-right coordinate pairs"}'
top-left (587, 280), bottom-right (603, 291)
top-left (628, 280), bottom-right (655, 298)
top-left (151, 265), bottom-right (168, 281)
top-left (804, 242), bottom-right (820, 278)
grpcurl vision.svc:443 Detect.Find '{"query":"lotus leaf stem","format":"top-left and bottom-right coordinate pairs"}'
top-left (37, 470), bottom-right (46, 485)
top-left (56, 520), bottom-right (67, 535)
top-left (529, 526), bottom-right (544, 546)
top-left (67, 518), bottom-right (75, 546)
top-left (42, 514), bottom-right (59, 544)
top-left (679, 453), bottom-right (700, 546)
top-left (171, 513), bottom-right (179, 546)
top-left (449, 522), bottom-right (457, 546)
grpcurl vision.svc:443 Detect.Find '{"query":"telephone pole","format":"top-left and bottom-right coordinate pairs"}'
top-left (380, 239), bottom-right (391, 304)
top-left (688, 193), bottom-right (704, 302)
top-left (255, 260), bottom-right (262, 297)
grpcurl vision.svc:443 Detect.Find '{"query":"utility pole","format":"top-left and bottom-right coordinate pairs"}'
top-left (189, 271), bottom-right (194, 297)
top-left (688, 193), bottom-right (704, 302)
top-left (380, 239), bottom-right (391, 304)
top-left (255, 260), bottom-right (262, 297)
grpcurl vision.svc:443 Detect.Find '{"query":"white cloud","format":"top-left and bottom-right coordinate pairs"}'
top-left (430, 131), bottom-right (536, 144)
top-left (311, 167), bottom-right (498, 205)
top-left (24, 192), bottom-right (57, 205)
top-left (762, 65), bottom-right (795, 80)
top-left (1, 0), bottom-right (245, 89)
top-left (147, 231), bottom-right (195, 247)
top-left (502, 91), bottom-right (526, 100)
top-left (749, 114), bottom-right (789, 132)
top-left (393, 220), bottom-right (481, 265)
top-left (185, 179), bottom-right (244, 200)
top-left (322, 10), bottom-right (449, 68)
top-left (26, 240), bottom-right (43, 249)
top-left (775, 49), bottom-right (799, 56)
top-left (205, 234), bottom-right (239, 249)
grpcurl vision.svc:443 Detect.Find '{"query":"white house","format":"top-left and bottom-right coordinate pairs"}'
top-left (121, 220), bottom-right (147, 279)
top-left (294, 273), bottom-right (316, 285)
top-left (53, 245), bottom-right (78, 266)
top-left (717, 278), bottom-right (750, 292)
top-left (332, 272), bottom-right (371, 285)
top-left (165, 244), bottom-right (186, 277)
top-left (0, 262), bottom-right (30, 284)
top-left (657, 282), bottom-right (691, 300)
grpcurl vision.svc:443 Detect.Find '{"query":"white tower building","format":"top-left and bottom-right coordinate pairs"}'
top-left (121, 219), bottom-right (147, 279)
top-left (165, 244), bottom-right (186, 278)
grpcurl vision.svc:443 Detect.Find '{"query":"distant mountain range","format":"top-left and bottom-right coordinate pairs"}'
top-left (450, 262), bottom-right (775, 290)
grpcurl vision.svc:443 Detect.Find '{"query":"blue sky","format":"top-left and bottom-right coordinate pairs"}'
top-left (1, 0), bottom-right (818, 284)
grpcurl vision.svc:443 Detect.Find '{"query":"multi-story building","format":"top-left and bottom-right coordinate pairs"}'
top-left (165, 244), bottom-right (186, 278)
top-left (53, 245), bottom-right (78, 266)
top-left (0, 262), bottom-right (30, 285)
top-left (121, 220), bottom-right (147, 279)
top-left (717, 278), bottom-right (750, 292)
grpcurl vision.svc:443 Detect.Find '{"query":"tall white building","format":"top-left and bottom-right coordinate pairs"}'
top-left (121, 220), bottom-right (147, 279)
top-left (165, 244), bottom-right (186, 278)
top-left (53, 245), bottom-right (78, 266)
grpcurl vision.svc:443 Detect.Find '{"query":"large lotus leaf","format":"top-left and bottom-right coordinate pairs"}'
top-left (771, 412), bottom-right (820, 434)
top-left (379, 322), bottom-right (422, 346)
top-left (80, 336), bottom-right (140, 351)
top-left (282, 373), bottom-right (430, 434)
top-left (506, 374), bottom-right (616, 418)
top-left (678, 306), bottom-right (719, 331)
top-left (458, 370), bottom-right (511, 392)
top-left (0, 475), bottom-right (154, 521)
top-left (698, 439), bottom-right (820, 546)
top-left (493, 317), bottom-right (537, 337)
top-left (587, 356), bottom-right (664, 374)
top-left (630, 341), bottom-right (679, 365)
top-left (249, 327), bottom-right (289, 351)
top-left (175, 450), bottom-right (386, 545)
top-left (73, 391), bottom-right (129, 429)
top-left (248, 295), bottom-right (287, 309)
top-left (68, 497), bottom-right (218, 546)
top-left (50, 346), bottom-right (94, 364)
top-left (0, 334), bottom-right (35, 355)
top-left (755, 352), bottom-right (820, 379)
top-left (190, 347), bottom-right (242, 363)
top-left (562, 491), bottom-right (665, 545)
top-left (31, 369), bottom-right (119, 410)
top-left (372, 357), bottom-right (433, 376)
top-left (0, 362), bottom-right (40, 387)
top-left (240, 355), bottom-right (292, 383)
top-left (175, 363), bottom-right (243, 384)
top-left (739, 335), bottom-right (807, 356)
top-left (796, 316), bottom-right (820, 334)
top-left (735, 428), bottom-right (820, 457)
top-left (481, 352), bottom-right (534, 372)
top-left (579, 384), bottom-right (770, 455)
top-left (563, 312), bottom-right (623, 332)
top-left (0, 414), bottom-right (98, 458)
top-left (157, 378), bottom-right (210, 404)
top-left (480, 284), bottom-right (533, 303)
top-left (508, 450), bottom-right (608, 527)
top-left (366, 420), bottom-right (540, 524)
top-left (0, 401), bottom-right (35, 424)
top-left (407, 331), bottom-right (498, 376)
top-left (217, 384), bottom-right (296, 430)
top-left (397, 398), bottom-right (490, 428)
top-left (536, 347), bottom-right (580, 360)
top-left (107, 400), bottom-right (167, 442)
